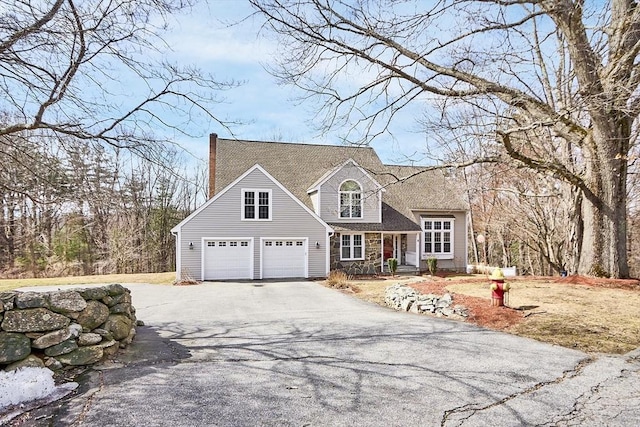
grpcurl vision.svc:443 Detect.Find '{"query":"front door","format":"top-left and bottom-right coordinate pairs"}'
top-left (383, 234), bottom-right (400, 261)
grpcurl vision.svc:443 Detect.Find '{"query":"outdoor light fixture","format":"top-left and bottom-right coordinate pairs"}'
top-left (315, 241), bottom-right (320, 249)
top-left (189, 242), bottom-right (194, 250)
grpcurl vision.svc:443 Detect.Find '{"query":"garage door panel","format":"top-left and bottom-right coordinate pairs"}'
top-left (262, 239), bottom-right (306, 279)
top-left (204, 240), bottom-right (252, 280)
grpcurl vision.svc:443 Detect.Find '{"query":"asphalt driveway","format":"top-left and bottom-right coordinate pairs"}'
top-left (17, 281), bottom-right (640, 426)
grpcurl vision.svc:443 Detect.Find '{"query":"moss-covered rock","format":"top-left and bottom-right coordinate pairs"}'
top-left (55, 345), bottom-right (104, 366)
top-left (49, 291), bottom-right (87, 314)
top-left (0, 331), bottom-right (31, 363)
top-left (44, 339), bottom-right (79, 357)
top-left (103, 315), bottom-right (132, 341)
top-left (1, 308), bottom-right (70, 332)
top-left (6, 354), bottom-right (45, 370)
top-left (77, 300), bottom-right (110, 331)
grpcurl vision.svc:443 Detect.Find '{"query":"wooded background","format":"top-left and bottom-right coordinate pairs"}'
top-left (1, 137), bottom-right (637, 278)
top-left (0, 137), bottom-right (208, 278)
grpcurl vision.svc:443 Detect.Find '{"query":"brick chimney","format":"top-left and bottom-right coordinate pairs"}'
top-left (209, 133), bottom-right (217, 199)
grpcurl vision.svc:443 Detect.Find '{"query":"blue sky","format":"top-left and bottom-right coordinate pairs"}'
top-left (163, 0), bottom-right (430, 166)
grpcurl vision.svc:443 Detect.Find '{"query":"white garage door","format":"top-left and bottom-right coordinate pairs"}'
top-left (204, 240), bottom-right (252, 280)
top-left (262, 239), bottom-right (307, 279)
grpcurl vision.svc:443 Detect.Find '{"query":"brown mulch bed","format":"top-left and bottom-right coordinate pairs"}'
top-left (409, 280), bottom-right (524, 330)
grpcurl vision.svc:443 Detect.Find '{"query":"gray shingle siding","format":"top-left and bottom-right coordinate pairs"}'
top-left (319, 162), bottom-right (381, 223)
top-left (177, 168), bottom-right (329, 280)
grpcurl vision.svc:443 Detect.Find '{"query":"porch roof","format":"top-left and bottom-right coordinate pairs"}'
top-left (329, 204), bottom-right (421, 232)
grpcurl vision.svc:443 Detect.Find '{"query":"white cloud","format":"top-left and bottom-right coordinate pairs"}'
top-left (166, 2), bottom-right (276, 65)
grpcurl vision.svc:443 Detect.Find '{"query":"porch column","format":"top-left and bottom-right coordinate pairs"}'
top-left (380, 232), bottom-right (384, 273)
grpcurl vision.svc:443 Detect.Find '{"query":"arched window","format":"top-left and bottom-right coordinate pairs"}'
top-left (339, 180), bottom-right (362, 218)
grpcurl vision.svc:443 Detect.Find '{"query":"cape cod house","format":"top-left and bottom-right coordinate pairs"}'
top-left (171, 134), bottom-right (468, 281)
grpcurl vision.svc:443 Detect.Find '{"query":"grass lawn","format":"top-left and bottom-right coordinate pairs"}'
top-left (0, 272), bottom-right (175, 292)
top-left (330, 274), bottom-right (640, 355)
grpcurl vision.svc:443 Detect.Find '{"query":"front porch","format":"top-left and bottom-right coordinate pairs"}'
top-left (329, 232), bottom-right (421, 275)
top-left (381, 232), bottom-right (421, 274)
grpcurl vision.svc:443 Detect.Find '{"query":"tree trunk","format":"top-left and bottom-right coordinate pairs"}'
top-left (577, 124), bottom-right (630, 278)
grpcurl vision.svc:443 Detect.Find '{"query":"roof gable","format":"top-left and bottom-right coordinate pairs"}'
top-left (171, 164), bottom-right (333, 233)
top-left (306, 158), bottom-right (385, 194)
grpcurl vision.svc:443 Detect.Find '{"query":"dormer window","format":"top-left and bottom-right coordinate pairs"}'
top-left (339, 180), bottom-right (362, 218)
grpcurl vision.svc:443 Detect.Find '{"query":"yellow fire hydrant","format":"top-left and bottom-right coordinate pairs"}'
top-left (489, 268), bottom-right (510, 307)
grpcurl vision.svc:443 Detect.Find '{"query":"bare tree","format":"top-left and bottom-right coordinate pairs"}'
top-left (251, 0), bottom-right (639, 278)
top-left (0, 0), bottom-right (238, 166)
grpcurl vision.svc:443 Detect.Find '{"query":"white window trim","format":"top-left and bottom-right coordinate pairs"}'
top-left (338, 180), bottom-right (363, 219)
top-left (422, 218), bottom-right (454, 260)
top-left (241, 188), bottom-right (273, 221)
top-left (340, 233), bottom-right (365, 261)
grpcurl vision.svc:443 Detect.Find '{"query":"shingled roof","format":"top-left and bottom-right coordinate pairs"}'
top-left (213, 137), bottom-right (467, 231)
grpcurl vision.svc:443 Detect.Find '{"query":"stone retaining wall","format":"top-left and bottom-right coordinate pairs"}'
top-left (0, 284), bottom-right (137, 372)
top-left (385, 284), bottom-right (469, 319)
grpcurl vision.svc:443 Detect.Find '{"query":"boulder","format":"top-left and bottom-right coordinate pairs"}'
top-left (103, 314), bottom-right (133, 341)
top-left (121, 327), bottom-right (136, 346)
top-left (0, 331), bottom-right (31, 363)
top-left (103, 292), bottom-right (128, 307)
top-left (44, 339), bottom-right (79, 357)
top-left (109, 302), bottom-right (132, 316)
top-left (6, 354), bottom-right (45, 371)
top-left (15, 292), bottom-right (49, 309)
top-left (106, 284), bottom-right (126, 296)
top-left (1, 308), bottom-right (70, 332)
top-left (78, 333), bottom-right (102, 346)
top-left (94, 328), bottom-right (114, 341)
top-left (0, 292), bottom-right (17, 310)
top-left (101, 340), bottom-right (120, 357)
top-left (56, 345), bottom-right (104, 366)
top-left (77, 300), bottom-right (110, 331)
top-left (77, 287), bottom-right (107, 301)
top-left (49, 290), bottom-right (87, 314)
top-left (440, 293), bottom-right (453, 304)
top-left (32, 324), bottom-right (82, 349)
top-left (45, 357), bottom-right (63, 371)
top-left (440, 307), bottom-right (454, 317)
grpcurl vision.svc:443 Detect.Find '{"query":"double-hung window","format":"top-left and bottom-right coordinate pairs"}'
top-left (339, 180), bottom-right (362, 218)
top-left (422, 218), bottom-right (454, 258)
top-left (341, 234), bottom-right (364, 260)
top-left (242, 189), bottom-right (271, 220)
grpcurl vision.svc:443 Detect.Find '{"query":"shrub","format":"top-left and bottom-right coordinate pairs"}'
top-left (387, 258), bottom-right (398, 275)
top-left (427, 257), bottom-right (438, 275)
top-left (326, 270), bottom-right (349, 288)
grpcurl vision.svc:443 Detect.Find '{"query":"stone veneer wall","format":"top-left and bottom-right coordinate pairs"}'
top-left (0, 284), bottom-right (137, 372)
top-left (330, 232), bottom-right (382, 275)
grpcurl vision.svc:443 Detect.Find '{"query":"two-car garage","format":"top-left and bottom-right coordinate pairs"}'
top-left (203, 238), bottom-right (308, 280)
top-left (171, 164), bottom-right (332, 281)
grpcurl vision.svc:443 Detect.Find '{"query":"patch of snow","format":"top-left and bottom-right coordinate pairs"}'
top-left (0, 367), bottom-right (57, 411)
